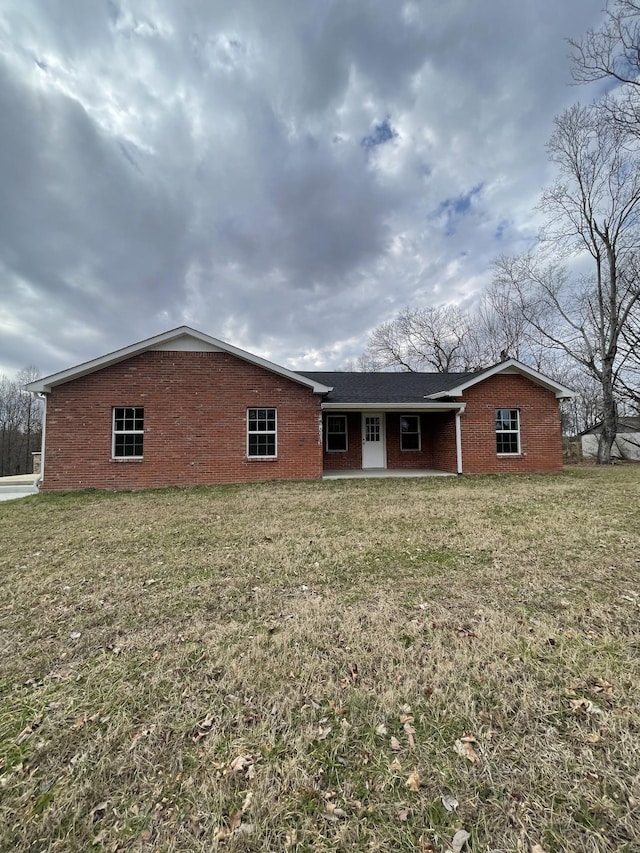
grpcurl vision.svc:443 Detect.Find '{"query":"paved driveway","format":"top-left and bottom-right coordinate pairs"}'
top-left (0, 475), bottom-right (39, 502)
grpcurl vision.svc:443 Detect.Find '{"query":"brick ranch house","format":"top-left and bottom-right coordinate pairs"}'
top-left (25, 326), bottom-right (574, 491)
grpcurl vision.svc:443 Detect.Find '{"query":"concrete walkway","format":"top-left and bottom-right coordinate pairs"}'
top-left (323, 468), bottom-right (455, 479)
top-left (0, 474), bottom-right (39, 502)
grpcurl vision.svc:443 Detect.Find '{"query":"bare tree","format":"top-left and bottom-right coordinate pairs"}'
top-left (570, 1), bottom-right (640, 137)
top-left (0, 368), bottom-right (43, 476)
top-left (363, 292), bottom-right (556, 376)
top-left (365, 305), bottom-right (475, 372)
top-left (617, 299), bottom-right (640, 409)
top-left (494, 103), bottom-right (640, 463)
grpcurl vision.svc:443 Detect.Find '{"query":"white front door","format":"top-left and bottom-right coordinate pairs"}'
top-left (361, 413), bottom-right (386, 469)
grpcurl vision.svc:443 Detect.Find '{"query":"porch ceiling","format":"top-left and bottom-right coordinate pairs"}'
top-left (321, 402), bottom-right (465, 412)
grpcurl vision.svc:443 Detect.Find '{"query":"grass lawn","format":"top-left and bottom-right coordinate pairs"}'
top-left (0, 467), bottom-right (638, 852)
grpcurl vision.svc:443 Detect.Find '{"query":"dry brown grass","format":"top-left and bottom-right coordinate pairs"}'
top-left (0, 467), bottom-right (639, 852)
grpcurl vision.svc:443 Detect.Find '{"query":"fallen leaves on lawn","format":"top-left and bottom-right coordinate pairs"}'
top-left (405, 769), bottom-right (421, 792)
top-left (191, 711), bottom-right (215, 743)
top-left (400, 710), bottom-right (416, 748)
top-left (224, 754), bottom-right (259, 779)
top-left (390, 736), bottom-right (402, 751)
top-left (591, 677), bottom-right (614, 697)
top-left (322, 802), bottom-right (347, 821)
top-left (568, 698), bottom-right (603, 716)
top-left (328, 699), bottom-right (348, 716)
top-left (441, 794), bottom-right (459, 812)
top-left (284, 828), bottom-right (298, 848)
top-left (375, 723), bottom-right (388, 736)
top-left (447, 828), bottom-right (470, 853)
top-left (454, 734), bottom-right (480, 763)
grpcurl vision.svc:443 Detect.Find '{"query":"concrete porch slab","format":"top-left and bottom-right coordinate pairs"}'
top-left (323, 468), bottom-right (455, 479)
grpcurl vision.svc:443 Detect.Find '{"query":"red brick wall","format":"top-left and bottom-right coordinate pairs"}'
top-left (322, 413), bottom-right (362, 470)
top-left (386, 413), bottom-right (435, 469)
top-left (460, 374), bottom-right (563, 473)
top-left (430, 412), bottom-right (458, 473)
top-left (41, 351), bottom-right (323, 490)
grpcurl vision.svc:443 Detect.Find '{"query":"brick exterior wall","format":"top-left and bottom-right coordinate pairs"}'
top-left (41, 359), bottom-right (563, 489)
top-left (430, 412), bottom-right (458, 473)
top-left (322, 413), bottom-right (362, 470)
top-left (320, 375), bottom-right (563, 476)
top-left (459, 374), bottom-right (563, 473)
top-left (41, 351), bottom-right (323, 491)
top-left (385, 413), bottom-right (434, 469)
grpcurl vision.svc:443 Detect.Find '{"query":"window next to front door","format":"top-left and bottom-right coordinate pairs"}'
top-left (326, 415), bottom-right (348, 451)
top-left (400, 415), bottom-right (421, 451)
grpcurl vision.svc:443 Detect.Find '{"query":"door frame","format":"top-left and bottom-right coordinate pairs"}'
top-left (361, 412), bottom-right (386, 469)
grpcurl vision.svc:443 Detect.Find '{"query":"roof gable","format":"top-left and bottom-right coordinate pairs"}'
top-left (300, 361), bottom-right (573, 404)
top-left (25, 327), bottom-right (333, 395)
top-left (424, 359), bottom-right (574, 400)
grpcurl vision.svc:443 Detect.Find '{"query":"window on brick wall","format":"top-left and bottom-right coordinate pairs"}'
top-left (112, 407), bottom-right (144, 458)
top-left (400, 415), bottom-right (421, 451)
top-left (495, 408), bottom-right (520, 454)
top-left (247, 407), bottom-right (277, 457)
top-left (326, 415), bottom-right (348, 451)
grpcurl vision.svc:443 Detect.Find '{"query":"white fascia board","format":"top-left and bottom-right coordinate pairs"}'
top-left (24, 326), bottom-right (333, 395)
top-left (322, 402), bottom-right (466, 412)
top-left (424, 360), bottom-right (575, 400)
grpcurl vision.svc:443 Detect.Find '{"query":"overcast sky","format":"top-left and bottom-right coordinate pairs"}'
top-left (0, 0), bottom-right (607, 379)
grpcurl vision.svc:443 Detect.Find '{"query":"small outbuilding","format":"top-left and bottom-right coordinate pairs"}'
top-left (580, 417), bottom-right (640, 461)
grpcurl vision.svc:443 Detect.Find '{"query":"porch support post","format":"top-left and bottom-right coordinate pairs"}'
top-left (38, 393), bottom-right (47, 486)
top-left (455, 410), bottom-right (463, 474)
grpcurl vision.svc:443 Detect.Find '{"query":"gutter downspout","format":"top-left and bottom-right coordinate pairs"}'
top-left (35, 393), bottom-right (47, 488)
top-left (455, 408), bottom-right (463, 475)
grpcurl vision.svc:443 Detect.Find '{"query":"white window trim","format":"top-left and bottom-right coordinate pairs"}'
top-left (400, 414), bottom-right (421, 452)
top-left (112, 406), bottom-right (144, 459)
top-left (247, 407), bottom-right (277, 459)
top-left (326, 414), bottom-right (348, 452)
top-left (496, 408), bottom-right (521, 455)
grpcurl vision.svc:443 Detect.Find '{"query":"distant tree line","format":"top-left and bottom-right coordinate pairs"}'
top-left (358, 0), bottom-right (640, 464)
top-left (0, 368), bottom-right (43, 477)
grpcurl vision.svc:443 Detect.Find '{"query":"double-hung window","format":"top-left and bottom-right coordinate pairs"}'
top-left (496, 408), bottom-right (520, 454)
top-left (112, 407), bottom-right (144, 458)
top-left (326, 415), bottom-right (348, 451)
top-left (247, 408), bottom-right (277, 457)
top-left (400, 415), bottom-right (421, 451)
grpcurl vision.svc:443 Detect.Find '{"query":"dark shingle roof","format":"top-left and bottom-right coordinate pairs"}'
top-left (297, 371), bottom-right (474, 404)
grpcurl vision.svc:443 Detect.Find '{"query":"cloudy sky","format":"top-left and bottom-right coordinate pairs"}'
top-left (0, 0), bottom-right (607, 379)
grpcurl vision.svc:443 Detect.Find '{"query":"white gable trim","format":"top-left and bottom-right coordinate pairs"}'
top-left (25, 326), bottom-right (333, 395)
top-left (424, 359), bottom-right (574, 400)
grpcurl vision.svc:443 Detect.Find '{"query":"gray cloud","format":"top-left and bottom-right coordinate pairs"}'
top-left (0, 0), bottom-right (605, 378)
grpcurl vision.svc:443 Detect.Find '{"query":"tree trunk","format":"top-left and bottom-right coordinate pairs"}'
top-left (597, 360), bottom-right (618, 463)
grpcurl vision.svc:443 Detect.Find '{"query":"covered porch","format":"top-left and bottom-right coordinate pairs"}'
top-left (320, 403), bottom-right (465, 477)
